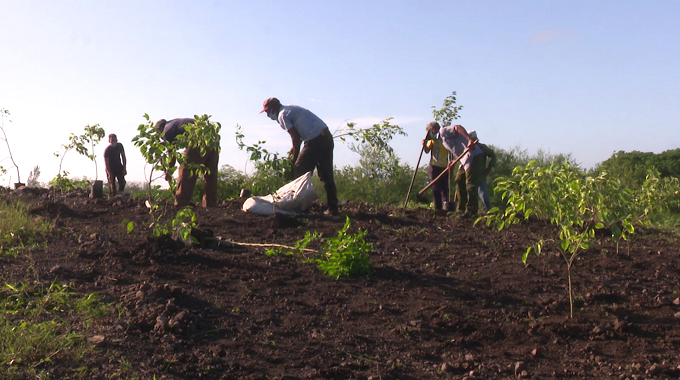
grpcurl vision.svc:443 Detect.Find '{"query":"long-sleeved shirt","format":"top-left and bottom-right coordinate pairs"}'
top-left (478, 143), bottom-right (496, 171)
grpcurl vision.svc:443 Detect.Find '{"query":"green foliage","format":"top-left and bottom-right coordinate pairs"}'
top-left (477, 161), bottom-right (665, 317)
top-left (431, 91), bottom-right (463, 126)
top-left (121, 219), bottom-right (135, 233)
top-left (48, 172), bottom-right (90, 193)
top-left (0, 201), bottom-right (51, 255)
top-left (145, 206), bottom-right (198, 245)
top-left (132, 114), bottom-right (171, 185)
top-left (133, 114), bottom-right (219, 239)
top-left (591, 149), bottom-right (680, 188)
top-left (133, 114), bottom-right (221, 196)
top-left (171, 207), bottom-right (198, 245)
top-left (478, 161), bottom-right (597, 317)
top-left (485, 145), bottom-right (580, 211)
top-left (235, 124), bottom-right (292, 195)
top-left (0, 282), bottom-right (109, 379)
top-left (266, 218), bottom-right (373, 279)
top-left (235, 117), bottom-right (407, 201)
top-left (128, 183), bottom-right (174, 202)
top-left (331, 117), bottom-right (425, 206)
top-left (631, 170), bottom-right (680, 229)
top-left (54, 124), bottom-right (105, 180)
top-left (192, 164), bottom-right (250, 202)
top-left (335, 117), bottom-right (406, 156)
top-left (306, 216), bottom-right (373, 279)
top-left (213, 164), bottom-right (249, 200)
top-left (332, 144), bottom-right (429, 205)
top-left (265, 230), bottom-right (321, 256)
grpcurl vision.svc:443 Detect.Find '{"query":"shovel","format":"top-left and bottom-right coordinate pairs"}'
top-left (417, 141), bottom-right (477, 197)
top-left (402, 132), bottom-right (431, 209)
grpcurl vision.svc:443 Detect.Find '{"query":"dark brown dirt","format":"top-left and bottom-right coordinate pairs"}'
top-left (3, 188), bottom-right (680, 379)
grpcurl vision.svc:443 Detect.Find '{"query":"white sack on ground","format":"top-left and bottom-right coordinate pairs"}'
top-left (242, 171), bottom-right (318, 216)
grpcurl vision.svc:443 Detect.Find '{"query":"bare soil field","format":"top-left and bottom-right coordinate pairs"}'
top-left (3, 187), bottom-right (680, 379)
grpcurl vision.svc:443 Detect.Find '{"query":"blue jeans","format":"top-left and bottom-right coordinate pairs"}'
top-left (477, 181), bottom-right (492, 211)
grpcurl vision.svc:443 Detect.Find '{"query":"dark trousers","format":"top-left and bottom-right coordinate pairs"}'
top-left (175, 146), bottom-right (220, 208)
top-left (428, 165), bottom-right (449, 210)
top-left (455, 154), bottom-right (486, 214)
top-left (106, 169), bottom-right (126, 194)
top-left (293, 128), bottom-right (338, 210)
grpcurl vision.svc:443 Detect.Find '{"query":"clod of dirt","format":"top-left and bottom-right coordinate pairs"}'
top-left (132, 235), bottom-right (186, 262)
top-left (30, 201), bottom-right (82, 218)
top-left (262, 213), bottom-right (304, 229)
top-left (86, 335), bottom-right (106, 345)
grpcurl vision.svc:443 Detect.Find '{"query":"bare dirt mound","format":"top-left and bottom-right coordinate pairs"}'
top-left (2, 190), bottom-right (680, 379)
top-left (29, 201), bottom-right (85, 218)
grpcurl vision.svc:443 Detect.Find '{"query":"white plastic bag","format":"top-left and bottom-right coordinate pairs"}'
top-left (242, 171), bottom-right (318, 216)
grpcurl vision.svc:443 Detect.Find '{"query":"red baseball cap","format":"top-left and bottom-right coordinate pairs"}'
top-left (260, 97), bottom-right (281, 113)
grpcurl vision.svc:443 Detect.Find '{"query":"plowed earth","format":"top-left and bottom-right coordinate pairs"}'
top-left (3, 187), bottom-right (680, 380)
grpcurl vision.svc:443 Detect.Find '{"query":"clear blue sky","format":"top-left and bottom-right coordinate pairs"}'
top-left (1, 1), bottom-right (679, 185)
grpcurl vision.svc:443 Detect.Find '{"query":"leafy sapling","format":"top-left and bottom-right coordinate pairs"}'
top-left (172, 207), bottom-right (199, 246)
top-left (133, 114), bottom-right (221, 199)
top-left (477, 161), bottom-right (656, 317)
top-left (431, 91), bottom-right (463, 126)
top-left (334, 117), bottom-right (406, 156)
top-left (236, 123), bottom-right (293, 195)
top-left (478, 161), bottom-right (601, 318)
top-left (265, 217), bottom-right (373, 279)
top-left (53, 124), bottom-right (106, 185)
top-left (307, 216), bottom-right (373, 279)
top-left (0, 108), bottom-right (22, 184)
top-left (266, 230), bottom-right (321, 256)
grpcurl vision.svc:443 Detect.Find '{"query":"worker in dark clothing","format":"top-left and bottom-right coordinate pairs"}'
top-left (155, 118), bottom-right (219, 207)
top-left (468, 130), bottom-right (496, 212)
top-left (103, 133), bottom-right (127, 195)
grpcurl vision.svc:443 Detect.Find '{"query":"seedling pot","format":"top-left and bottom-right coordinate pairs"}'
top-left (90, 180), bottom-right (103, 198)
top-left (240, 189), bottom-right (251, 198)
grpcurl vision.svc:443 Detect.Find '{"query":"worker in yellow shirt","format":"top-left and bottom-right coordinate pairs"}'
top-left (422, 122), bottom-right (451, 211)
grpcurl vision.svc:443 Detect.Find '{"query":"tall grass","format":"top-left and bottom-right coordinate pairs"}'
top-left (0, 201), bottom-right (51, 255)
top-left (0, 282), bottom-right (110, 379)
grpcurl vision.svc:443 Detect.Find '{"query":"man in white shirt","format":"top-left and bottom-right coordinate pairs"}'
top-left (261, 97), bottom-right (339, 215)
top-left (436, 123), bottom-right (484, 217)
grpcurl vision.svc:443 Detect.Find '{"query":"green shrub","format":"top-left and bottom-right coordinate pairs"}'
top-left (48, 173), bottom-right (90, 193)
top-left (308, 216), bottom-right (373, 279)
top-left (266, 217), bottom-right (373, 279)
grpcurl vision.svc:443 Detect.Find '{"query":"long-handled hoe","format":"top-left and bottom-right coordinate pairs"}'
top-left (402, 131), bottom-right (430, 210)
top-left (417, 142), bottom-right (476, 198)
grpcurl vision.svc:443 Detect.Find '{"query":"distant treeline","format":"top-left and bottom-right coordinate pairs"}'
top-left (590, 148), bottom-right (680, 187)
